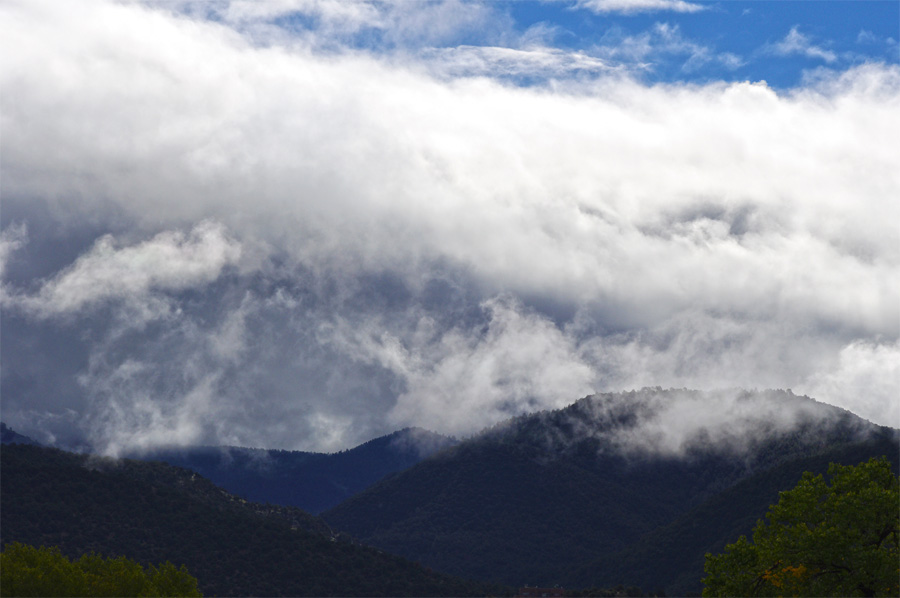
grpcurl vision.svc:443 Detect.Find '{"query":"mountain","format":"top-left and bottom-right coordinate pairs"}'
top-left (0, 443), bottom-right (506, 597)
top-left (127, 427), bottom-right (456, 514)
top-left (323, 388), bottom-right (900, 593)
top-left (0, 422), bottom-right (40, 446)
top-left (567, 432), bottom-right (900, 595)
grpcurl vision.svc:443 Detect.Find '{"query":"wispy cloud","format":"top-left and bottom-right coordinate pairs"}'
top-left (421, 45), bottom-right (612, 80)
top-left (569, 388), bottom-right (871, 458)
top-left (769, 26), bottom-right (837, 63)
top-left (802, 341), bottom-right (900, 429)
top-left (169, 0), bottom-right (508, 50)
top-left (574, 0), bottom-right (706, 15)
top-left (594, 23), bottom-right (744, 73)
top-left (0, 224), bottom-right (27, 280)
top-left (857, 30), bottom-right (881, 45)
top-left (322, 296), bottom-right (596, 435)
top-left (10, 222), bottom-right (241, 321)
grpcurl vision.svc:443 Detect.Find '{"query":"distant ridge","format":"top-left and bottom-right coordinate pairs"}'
top-left (127, 426), bottom-right (457, 513)
top-left (323, 388), bottom-right (900, 593)
top-left (0, 422), bottom-right (40, 446)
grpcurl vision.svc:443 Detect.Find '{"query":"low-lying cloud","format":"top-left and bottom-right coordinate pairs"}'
top-left (557, 388), bottom-right (874, 459)
top-left (11, 222), bottom-right (241, 322)
top-left (321, 296), bottom-right (597, 435)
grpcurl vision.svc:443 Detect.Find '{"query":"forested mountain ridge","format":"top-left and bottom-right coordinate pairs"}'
top-left (567, 431), bottom-right (900, 595)
top-left (0, 443), bottom-right (506, 597)
top-left (3, 390), bottom-right (895, 595)
top-left (125, 427), bottom-right (457, 513)
top-left (323, 388), bottom-right (900, 592)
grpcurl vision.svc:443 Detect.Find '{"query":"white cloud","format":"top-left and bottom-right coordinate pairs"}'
top-left (1, 0), bottom-right (898, 450)
top-left (579, 388), bottom-right (865, 458)
top-left (799, 340), bottom-right (900, 429)
top-left (770, 26), bottom-right (837, 63)
top-left (422, 45), bottom-right (611, 79)
top-left (594, 23), bottom-right (744, 72)
top-left (857, 30), bottom-right (880, 45)
top-left (575, 0), bottom-right (706, 15)
top-left (180, 0), bottom-right (505, 50)
top-left (0, 223), bottom-right (27, 280)
top-left (320, 297), bottom-right (596, 435)
top-left (855, 29), bottom-right (898, 49)
top-left (222, 0), bottom-right (381, 32)
top-left (81, 357), bottom-right (222, 457)
top-left (17, 222), bottom-right (241, 320)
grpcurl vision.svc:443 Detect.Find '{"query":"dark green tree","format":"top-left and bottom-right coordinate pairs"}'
top-left (703, 457), bottom-right (900, 597)
top-left (0, 543), bottom-right (202, 597)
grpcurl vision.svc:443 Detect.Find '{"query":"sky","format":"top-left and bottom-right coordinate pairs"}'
top-left (1, 0), bottom-right (898, 455)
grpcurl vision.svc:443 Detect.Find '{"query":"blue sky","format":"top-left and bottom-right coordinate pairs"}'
top-left (257, 0), bottom-right (900, 88)
top-left (531, 1), bottom-right (900, 86)
top-left (1, 0), bottom-right (898, 453)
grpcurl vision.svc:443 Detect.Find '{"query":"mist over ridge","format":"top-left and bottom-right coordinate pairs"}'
top-left (475, 387), bottom-right (886, 461)
top-left (322, 386), bottom-right (899, 591)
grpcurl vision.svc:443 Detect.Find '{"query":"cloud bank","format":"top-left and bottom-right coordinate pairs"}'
top-left (1, 0), bottom-right (898, 453)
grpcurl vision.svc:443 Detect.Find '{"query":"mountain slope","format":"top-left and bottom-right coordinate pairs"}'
top-left (128, 427), bottom-right (456, 513)
top-left (568, 431), bottom-right (900, 595)
top-left (0, 444), bottom-right (504, 597)
top-left (323, 389), bottom-right (899, 590)
top-left (0, 422), bottom-right (40, 446)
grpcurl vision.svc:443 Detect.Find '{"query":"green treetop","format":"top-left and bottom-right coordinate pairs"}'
top-left (0, 543), bottom-right (202, 597)
top-left (703, 456), bottom-right (900, 597)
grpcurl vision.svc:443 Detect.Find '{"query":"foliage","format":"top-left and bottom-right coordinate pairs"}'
top-left (0, 543), bottom-right (201, 597)
top-left (703, 457), bottom-right (900, 597)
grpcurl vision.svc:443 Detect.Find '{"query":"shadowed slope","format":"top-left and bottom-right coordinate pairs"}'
top-left (324, 389), bottom-right (898, 589)
top-left (569, 430), bottom-right (900, 595)
top-left (128, 427), bottom-right (456, 513)
top-left (0, 444), bottom-right (505, 597)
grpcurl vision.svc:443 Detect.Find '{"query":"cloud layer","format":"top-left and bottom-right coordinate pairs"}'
top-left (1, 0), bottom-right (898, 453)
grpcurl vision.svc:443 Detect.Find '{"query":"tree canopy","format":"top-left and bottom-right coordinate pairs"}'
top-left (703, 456), bottom-right (900, 597)
top-left (0, 543), bottom-right (202, 597)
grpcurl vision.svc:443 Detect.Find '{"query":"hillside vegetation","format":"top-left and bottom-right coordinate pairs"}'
top-left (324, 389), bottom-right (900, 593)
top-left (4, 389), bottom-right (896, 596)
top-left (0, 444), bottom-right (505, 597)
top-left (0, 543), bottom-right (202, 598)
top-left (569, 436), bottom-right (900, 594)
